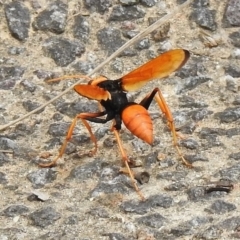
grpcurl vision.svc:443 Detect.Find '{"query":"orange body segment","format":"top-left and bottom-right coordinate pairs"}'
top-left (121, 105), bottom-right (153, 144)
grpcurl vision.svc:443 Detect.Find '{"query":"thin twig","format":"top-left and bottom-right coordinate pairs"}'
top-left (0, 150), bottom-right (13, 154)
top-left (0, 0), bottom-right (192, 131)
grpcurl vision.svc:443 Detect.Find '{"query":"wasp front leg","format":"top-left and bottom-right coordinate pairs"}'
top-left (140, 88), bottom-right (192, 168)
top-left (39, 111), bottom-right (106, 167)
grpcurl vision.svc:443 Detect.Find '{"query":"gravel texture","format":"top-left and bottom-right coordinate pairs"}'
top-left (0, 0), bottom-right (240, 239)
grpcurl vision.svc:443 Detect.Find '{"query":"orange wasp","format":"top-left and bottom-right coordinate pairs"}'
top-left (40, 49), bottom-right (191, 200)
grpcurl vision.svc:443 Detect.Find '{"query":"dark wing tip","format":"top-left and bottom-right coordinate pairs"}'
top-left (183, 49), bottom-right (190, 63)
top-left (177, 49), bottom-right (190, 70)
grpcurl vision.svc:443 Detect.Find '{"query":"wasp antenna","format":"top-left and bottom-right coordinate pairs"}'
top-left (47, 75), bottom-right (92, 83)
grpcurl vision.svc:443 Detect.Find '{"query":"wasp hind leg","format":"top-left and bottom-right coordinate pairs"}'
top-left (140, 88), bottom-right (192, 168)
top-left (112, 126), bottom-right (145, 201)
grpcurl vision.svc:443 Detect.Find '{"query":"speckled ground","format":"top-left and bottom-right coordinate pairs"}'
top-left (0, 0), bottom-right (240, 239)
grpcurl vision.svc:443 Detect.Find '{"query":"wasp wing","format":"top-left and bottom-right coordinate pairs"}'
top-left (74, 85), bottom-right (111, 101)
top-left (121, 49), bottom-right (190, 91)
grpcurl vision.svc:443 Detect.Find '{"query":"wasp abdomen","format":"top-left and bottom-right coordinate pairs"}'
top-left (121, 104), bottom-right (153, 144)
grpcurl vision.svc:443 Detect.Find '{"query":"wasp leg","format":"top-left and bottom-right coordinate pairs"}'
top-left (112, 126), bottom-right (145, 201)
top-left (39, 111), bottom-right (106, 167)
top-left (139, 88), bottom-right (192, 168)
